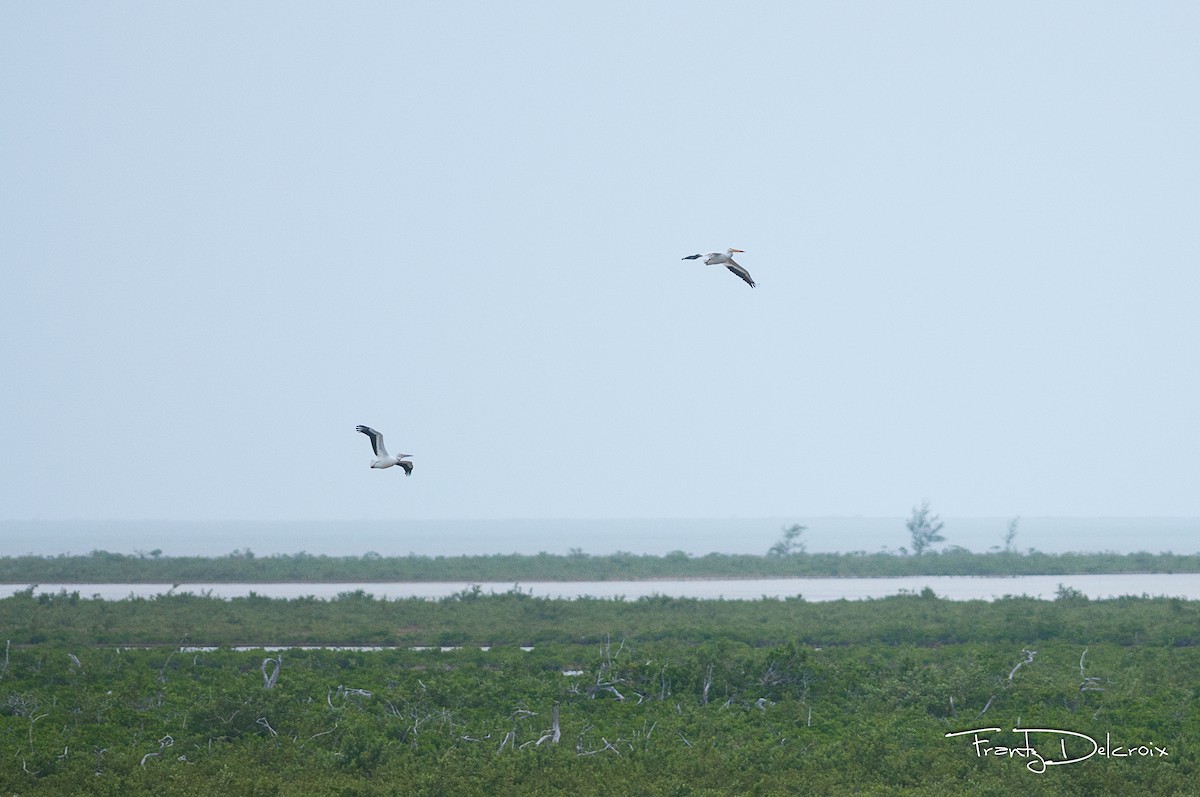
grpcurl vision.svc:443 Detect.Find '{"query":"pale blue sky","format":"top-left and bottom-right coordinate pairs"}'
top-left (3, 2), bottom-right (1198, 525)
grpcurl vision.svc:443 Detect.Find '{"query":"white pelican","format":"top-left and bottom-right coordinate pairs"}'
top-left (682, 248), bottom-right (755, 287)
top-left (355, 425), bottom-right (413, 475)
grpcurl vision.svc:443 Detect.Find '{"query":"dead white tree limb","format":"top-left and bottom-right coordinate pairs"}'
top-left (975, 648), bottom-right (1041, 718)
top-left (262, 656), bottom-right (281, 689)
top-left (1008, 650), bottom-right (1036, 681)
top-left (1079, 647), bottom-right (1104, 691)
top-left (158, 639), bottom-right (188, 684)
top-left (140, 736), bottom-right (173, 766)
top-left (28, 712), bottom-right (47, 749)
top-left (586, 683), bottom-right (625, 701)
top-left (533, 703), bottom-right (561, 746)
top-left (301, 726), bottom-right (338, 748)
top-left (576, 736), bottom-right (622, 757)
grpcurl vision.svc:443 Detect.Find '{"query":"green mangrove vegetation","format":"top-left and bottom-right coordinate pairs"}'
top-left (3, 546), bottom-right (1200, 584)
top-left (0, 590), bottom-right (1197, 795)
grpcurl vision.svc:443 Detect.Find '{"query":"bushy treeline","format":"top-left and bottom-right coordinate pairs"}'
top-left (0, 593), bottom-right (1196, 795)
top-left (3, 586), bottom-right (1198, 649)
top-left (3, 547), bottom-right (1199, 583)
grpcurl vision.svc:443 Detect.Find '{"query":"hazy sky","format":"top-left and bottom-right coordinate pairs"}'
top-left (3, 3), bottom-right (1198, 524)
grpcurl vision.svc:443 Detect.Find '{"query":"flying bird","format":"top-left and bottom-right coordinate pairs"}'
top-left (682, 248), bottom-right (756, 287)
top-left (355, 425), bottom-right (413, 475)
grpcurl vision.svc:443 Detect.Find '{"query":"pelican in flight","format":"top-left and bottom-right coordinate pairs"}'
top-left (682, 248), bottom-right (756, 287)
top-left (355, 425), bottom-right (413, 475)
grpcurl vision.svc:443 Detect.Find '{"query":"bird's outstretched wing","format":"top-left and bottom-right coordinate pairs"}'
top-left (725, 262), bottom-right (756, 288)
top-left (397, 460), bottom-right (414, 476)
top-left (682, 253), bottom-right (703, 260)
top-left (355, 425), bottom-right (387, 457)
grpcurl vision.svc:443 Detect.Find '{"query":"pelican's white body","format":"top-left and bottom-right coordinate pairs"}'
top-left (370, 456), bottom-right (411, 470)
top-left (356, 425), bottom-right (413, 475)
top-left (682, 247), bottom-right (756, 287)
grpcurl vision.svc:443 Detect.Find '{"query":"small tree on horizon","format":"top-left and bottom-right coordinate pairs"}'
top-left (906, 501), bottom-right (945, 555)
top-left (1004, 516), bottom-right (1020, 552)
top-left (767, 524), bottom-right (807, 557)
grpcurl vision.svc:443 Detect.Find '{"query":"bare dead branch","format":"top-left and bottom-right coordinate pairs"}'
top-left (586, 683), bottom-right (625, 701)
top-left (262, 656), bottom-right (281, 689)
top-left (1078, 647), bottom-right (1104, 691)
top-left (1008, 650), bottom-right (1036, 682)
top-left (29, 712), bottom-right (48, 749)
top-left (531, 702), bottom-right (562, 746)
top-left (140, 736), bottom-right (173, 766)
top-left (301, 725), bottom-right (338, 748)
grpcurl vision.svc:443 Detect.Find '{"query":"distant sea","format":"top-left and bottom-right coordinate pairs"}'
top-left (2, 517), bottom-right (1198, 558)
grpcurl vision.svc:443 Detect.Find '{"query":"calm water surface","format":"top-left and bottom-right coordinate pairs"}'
top-left (11, 573), bottom-right (1200, 602)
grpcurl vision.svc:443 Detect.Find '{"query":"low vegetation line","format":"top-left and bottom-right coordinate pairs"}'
top-left (3, 548), bottom-right (1199, 583)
